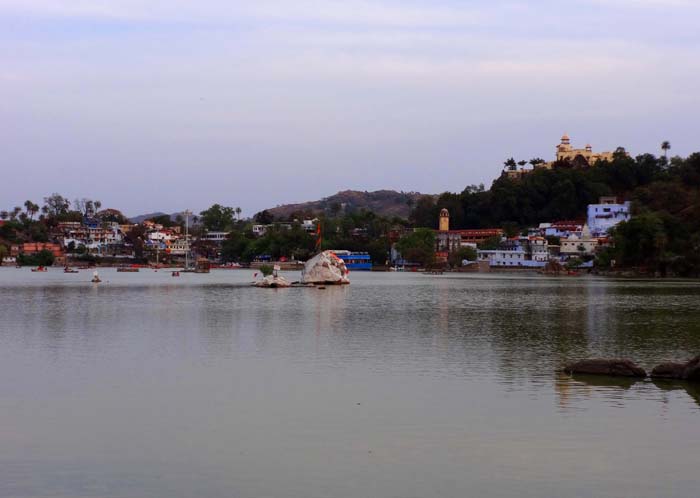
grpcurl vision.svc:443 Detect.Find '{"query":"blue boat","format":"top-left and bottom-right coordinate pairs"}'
top-left (332, 251), bottom-right (372, 271)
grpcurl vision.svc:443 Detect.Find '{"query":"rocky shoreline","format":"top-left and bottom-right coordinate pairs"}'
top-left (562, 356), bottom-right (700, 382)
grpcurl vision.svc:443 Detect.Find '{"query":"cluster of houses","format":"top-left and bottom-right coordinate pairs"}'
top-left (427, 196), bottom-right (631, 269)
top-left (2, 211), bottom-right (322, 266)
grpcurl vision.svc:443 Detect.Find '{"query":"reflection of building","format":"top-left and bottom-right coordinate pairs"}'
top-left (587, 197), bottom-right (631, 236)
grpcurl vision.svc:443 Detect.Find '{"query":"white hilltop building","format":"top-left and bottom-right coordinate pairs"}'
top-left (587, 197), bottom-right (631, 237)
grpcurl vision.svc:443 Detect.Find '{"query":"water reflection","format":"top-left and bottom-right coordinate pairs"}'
top-left (2, 270), bottom-right (700, 498)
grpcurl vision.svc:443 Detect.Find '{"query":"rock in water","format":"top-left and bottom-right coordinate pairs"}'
top-left (301, 251), bottom-right (350, 285)
top-left (563, 358), bottom-right (647, 378)
top-left (683, 355), bottom-right (700, 381)
top-left (255, 275), bottom-right (291, 288)
top-left (650, 362), bottom-right (686, 379)
top-left (650, 355), bottom-right (700, 381)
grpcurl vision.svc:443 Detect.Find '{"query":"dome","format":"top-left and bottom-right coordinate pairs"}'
top-left (585, 143), bottom-right (592, 150)
top-left (439, 208), bottom-right (449, 217)
top-left (561, 133), bottom-right (570, 142)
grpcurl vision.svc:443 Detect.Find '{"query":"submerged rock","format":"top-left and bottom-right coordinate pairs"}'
top-left (684, 356), bottom-right (700, 381)
top-left (650, 355), bottom-right (700, 381)
top-left (563, 358), bottom-right (647, 378)
top-left (300, 251), bottom-right (350, 285)
top-left (650, 362), bottom-right (686, 379)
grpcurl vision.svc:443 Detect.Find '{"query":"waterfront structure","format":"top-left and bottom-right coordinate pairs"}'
top-left (332, 250), bottom-right (372, 270)
top-left (587, 197), bottom-right (631, 236)
top-left (435, 209), bottom-right (503, 253)
top-left (477, 235), bottom-right (550, 268)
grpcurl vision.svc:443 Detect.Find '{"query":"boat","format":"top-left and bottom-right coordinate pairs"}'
top-left (64, 266), bottom-right (79, 273)
top-left (91, 271), bottom-right (101, 283)
top-left (31, 266), bottom-right (48, 272)
top-left (117, 266), bottom-right (139, 272)
top-left (172, 271), bottom-right (180, 277)
top-left (194, 258), bottom-right (211, 274)
top-left (331, 250), bottom-right (372, 271)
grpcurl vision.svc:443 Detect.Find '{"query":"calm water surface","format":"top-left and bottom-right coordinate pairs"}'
top-left (1, 268), bottom-right (699, 498)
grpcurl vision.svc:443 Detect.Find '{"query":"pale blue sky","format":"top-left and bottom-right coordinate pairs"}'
top-left (1, 0), bottom-right (698, 216)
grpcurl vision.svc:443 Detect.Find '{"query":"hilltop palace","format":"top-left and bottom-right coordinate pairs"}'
top-left (506, 134), bottom-right (618, 180)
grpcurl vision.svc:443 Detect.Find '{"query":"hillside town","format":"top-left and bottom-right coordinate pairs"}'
top-left (1, 137), bottom-right (698, 276)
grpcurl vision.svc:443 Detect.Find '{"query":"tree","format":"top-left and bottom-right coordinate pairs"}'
top-left (448, 246), bottom-right (477, 267)
top-left (235, 207), bottom-right (242, 220)
top-left (200, 204), bottom-right (235, 231)
top-left (148, 214), bottom-right (175, 227)
top-left (17, 249), bottom-right (55, 267)
top-left (0, 210), bottom-right (8, 220)
top-left (43, 193), bottom-right (71, 217)
top-left (24, 200), bottom-right (39, 221)
top-left (254, 210), bottom-right (274, 225)
top-left (395, 228), bottom-right (435, 267)
top-left (503, 157), bottom-right (517, 171)
top-left (501, 222), bottom-right (519, 238)
top-left (661, 141), bottom-right (671, 161)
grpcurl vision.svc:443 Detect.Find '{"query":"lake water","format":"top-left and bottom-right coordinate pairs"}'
top-left (1, 267), bottom-right (699, 498)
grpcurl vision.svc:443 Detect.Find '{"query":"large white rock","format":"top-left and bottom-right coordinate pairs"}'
top-left (301, 251), bottom-right (350, 285)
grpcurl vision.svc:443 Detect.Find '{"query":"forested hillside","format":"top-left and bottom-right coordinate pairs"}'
top-left (410, 150), bottom-right (700, 275)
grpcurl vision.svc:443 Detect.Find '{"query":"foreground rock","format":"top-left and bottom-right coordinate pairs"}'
top-left (651, 355), bottom-right (700, 381)
top-left (563, 358), bottom-right (647, 378)
top-left (650, 362), bottom-right (686, 379)
top-left (300, 251), bottom-right (350, 285)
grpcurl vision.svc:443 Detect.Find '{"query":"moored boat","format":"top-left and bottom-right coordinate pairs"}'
top-left (331, 250), bottom-right (372, 271)
top-left (117, 265), bottom-right (139, 272)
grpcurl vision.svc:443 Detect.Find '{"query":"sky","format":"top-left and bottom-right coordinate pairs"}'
top-left (1, 0), bottom-right (699, 217)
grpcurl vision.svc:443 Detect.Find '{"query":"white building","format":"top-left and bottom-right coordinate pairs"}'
top-left (477, 249), bottom-right (546, 268)
top-left (587, 197), bottom-right (631, 237)
top-left (560, 225), bottom-right (598, 256)
top-left (201, 231), bottom-right (229, 242)
top-left (301, 219), bottom-right (318, 232)
top-left (252, 225), bottom-right (268, 236)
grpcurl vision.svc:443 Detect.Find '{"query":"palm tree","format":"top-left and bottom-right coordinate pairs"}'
top-left (24, 200), bottom-right (39, 221)
top-left (11, 206), bottom-right (21, 220)
top-left (503, 157), bottom-right (517, 171)
top-left (661, 141), bottom-right (671, 160)
top-left (235, 207), bottom-right (242, 220)
top-left (0, 210), bottom-right (8, 220)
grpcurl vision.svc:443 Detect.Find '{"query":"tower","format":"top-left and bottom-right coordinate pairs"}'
top-left (557, 133), bottom-right (572, 161)
top-left (439, 208), bottom-right (450, 232)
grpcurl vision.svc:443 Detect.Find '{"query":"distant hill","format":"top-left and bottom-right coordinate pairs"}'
top-left (264, 190), bottom-right (431, 220)
top-left (129, 212), bottom-right (169, 224)
top-left (129, 211), bottom-right (196, 225)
